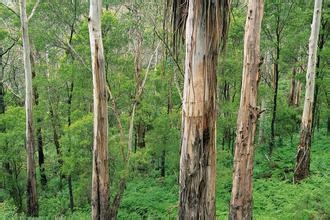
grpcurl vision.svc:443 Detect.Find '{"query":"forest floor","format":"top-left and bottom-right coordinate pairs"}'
top-left (118, 130), bottom-right (330, 219)
top-left (1, 130), bottom-right (329, 219)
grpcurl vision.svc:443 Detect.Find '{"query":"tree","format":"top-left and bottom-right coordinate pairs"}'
top-left (229, 0), bottom-right (264, 219)
top-left (0, 47), bottom-right (4, 114)
top-left (176, 0), bottom-right (229, 218)
top-left (262, 1), bottom-right (295, 155)
top-left (88, 0), bottom-right (110, 219)
top-left (19, 0), bottom-right (38, 216)
top-left (294, 0), bottom-right (323, 182)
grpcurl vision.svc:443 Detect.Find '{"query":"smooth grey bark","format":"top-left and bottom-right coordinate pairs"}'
top-left (294, 0), bottom-right (323, 182)
top-left (20, 0), bottom-right (38, 216)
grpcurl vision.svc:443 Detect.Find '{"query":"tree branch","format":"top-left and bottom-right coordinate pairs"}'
top-left (28, 0), bottom-right (40, 21)
top-left (0, 3), bottom-right (19, 18)
top-left (1, 38), bottom-right (18, 56)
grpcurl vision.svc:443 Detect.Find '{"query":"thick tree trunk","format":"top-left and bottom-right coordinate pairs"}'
top-left (294, 0), bottom-right (322, 182)
top-left (178, 1), bottom-right (228, 218)
top-left (20, 0), bottom-right (38, 216)
top-left (229, 0), bottom-right (263, 219)
top-left (89, 1), bottom-right (110, 219)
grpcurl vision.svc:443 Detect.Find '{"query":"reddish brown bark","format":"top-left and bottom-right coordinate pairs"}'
top-left (178, 0), bottom-right (229, 219)
top-left (229, 0), bottom-right (264, 219)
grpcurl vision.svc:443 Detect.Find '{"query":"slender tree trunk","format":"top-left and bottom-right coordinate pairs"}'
top-left (269, 48), bottom-right (279, 156)
top-left (229, 0), bottom-right (264, 219)
top-left (178, 1), bottom-right (229, 218)
top-left (20, 0), bottom-right (38, 216)
top-left (294, 0), bottom-right (322, 182)
top-left (288, 67), bottom-right (301, 106)
top-left (257, 99), bottom-right (266, 145)
top-left (89, 0), bottom-right (110, 219)
top-left (312, 16), bottom-right (327, 131)
top-left (37, 126), bottom-right (47, 186)
top-left (327, 108), bottom-right (330, 135)
top-left (0, 47), bottom-right (4, 114)
top-left (67, 82), bottom-right (74, 212)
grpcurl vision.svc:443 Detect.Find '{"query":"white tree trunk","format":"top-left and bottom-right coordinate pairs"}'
top-left (294, 0), bottom-right (322, 182)
top-left (20, 0), bottom-right (38, 216)
top-left (229, 0), bottom-right (264, 219)
top-left (89, 0), bottom-right (110, 219)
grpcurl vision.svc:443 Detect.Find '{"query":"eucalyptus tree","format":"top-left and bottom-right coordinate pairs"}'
top-left (294, 0), bottom-right (323, 182)
top-left (229, 0), bottom-right (264, 219)
top-left (89, 0), bottom-right (109, 218)
top-left (19, 0), bottom-right (38, 216)
top-left (172, 0), bottom-right (230, 218)
top-left (262, 1), bottom-right (295, 155)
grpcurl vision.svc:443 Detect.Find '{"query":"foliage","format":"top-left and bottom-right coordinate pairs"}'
top-left (0, 0), bottom-right (329, 219)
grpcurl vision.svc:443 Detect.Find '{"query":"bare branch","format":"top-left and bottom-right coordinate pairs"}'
top-left (0, 3), bottom-right (19, 18)
top-left (1, 38), bottom-right (19, 56)
top-left (28, 0), bottom-right (40, 21)
top-left (128, 42), bottom-right (161, 152)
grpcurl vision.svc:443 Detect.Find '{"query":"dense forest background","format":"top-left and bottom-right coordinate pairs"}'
top-left (0, 0), bottom-right (329, 219)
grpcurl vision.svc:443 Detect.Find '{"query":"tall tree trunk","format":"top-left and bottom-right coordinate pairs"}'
top-left (178, 1), bottom-right (229, 219)
top-left (269, 49), bottom-right (279, 156)
top-left (67, 82), bottom-right (74, 212)
top-left (229, 0), bottom-right (264, 219)
top-left (294, 0), bottom-right (322, 182)
top-left (0, 47), bottom-right (4, 114)
top-left (20, 0), bottom-right (38, 216)
top-left (89, 0), bottom-right (110, 219)
top-left (31, 50), bottom-right (47, 187)
top-left (312, 16), bottom-right (327, 131)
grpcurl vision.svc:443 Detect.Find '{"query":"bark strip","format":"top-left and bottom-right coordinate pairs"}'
top-left (229, 0), bottom-right (264, 219)
top-left (89, 1), bottom-right (110, 219)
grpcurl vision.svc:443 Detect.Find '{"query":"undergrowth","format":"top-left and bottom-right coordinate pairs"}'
top-left (1, 130), bottom-right (329, 219)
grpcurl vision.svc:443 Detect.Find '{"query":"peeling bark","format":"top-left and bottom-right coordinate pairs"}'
top-left (178, 1), bottom-right (229, 219)
top-left (229, 0), bottom-right (264, 219)
top-left (89, 1), bottom-right (110, 219)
